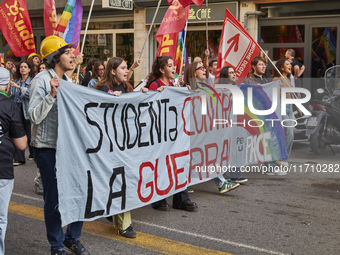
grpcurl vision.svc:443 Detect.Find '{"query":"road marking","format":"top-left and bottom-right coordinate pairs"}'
top-left (8, 201), bottom-right (232, 255)
top-left (134, 220), bottom-right (287, 255)
top-left (12, 192), bottom-right (44, 202)
top-left (11, 193), bottom-right (288, 255)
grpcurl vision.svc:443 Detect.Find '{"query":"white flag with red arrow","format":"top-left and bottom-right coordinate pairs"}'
top-left (216, 8), bottom-right (260, 82)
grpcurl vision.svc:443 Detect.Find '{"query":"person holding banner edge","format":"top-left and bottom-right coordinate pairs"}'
top-left (184, 61), bottom-right (241, 193)
top-left (28, 35), bottom-right (91, 255)
top-left (219, 65), bottom-right (248, 184)
top-left (269, 58), bottom-right (295, 171)
top-left (145, 55), bottom-right (198, 211)
top-left (94, 57), bottom-right (139, 238)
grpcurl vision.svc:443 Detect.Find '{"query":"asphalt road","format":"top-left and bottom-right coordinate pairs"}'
top-left (5, 142), bottom-right (340, 255)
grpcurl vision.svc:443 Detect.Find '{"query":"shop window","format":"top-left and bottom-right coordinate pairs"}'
top-left (186, 30), bottom-right (221, 62)
top-left (261, 25), bottom-right (304, 44)
top-left (116, 33), bottom-right (134, 83)
top-left (311, 27), bottom-right (337, 77)
top-left (260, 2), bottom-right (340, 18)
top-left (80, 34), bottom-right (113, 65)
top-left (273, 47), bottom-right (304, 62)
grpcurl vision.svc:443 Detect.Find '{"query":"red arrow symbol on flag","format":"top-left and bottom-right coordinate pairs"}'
top-left (223, 34), bottom-right (240, 59)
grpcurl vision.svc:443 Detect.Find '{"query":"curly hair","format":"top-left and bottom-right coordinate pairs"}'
top-left (145, 56), bottom-right (172, 88)
top-left (95, 57), bottom-right (132, 92)
top-left (44, 46), bottom-right (71, 69)
top-left (28, 56), bottom-right (40, 77)
top-left (272, 58), bottom-right (291, 78)
top-left (14, 60), bottom-right (34, 80)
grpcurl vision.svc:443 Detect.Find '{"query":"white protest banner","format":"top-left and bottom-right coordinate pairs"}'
top-left (56, 80), bottom-right (287, 226)
top-left (188, 81), bottom-right (288, 184)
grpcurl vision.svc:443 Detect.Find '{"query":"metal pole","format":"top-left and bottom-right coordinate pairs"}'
top-left (205, 0), bottom-right (208, 50)
top-left (76, 0), bottom-right (96, 84)
top-left (139, 0), bottom-right (162, 60)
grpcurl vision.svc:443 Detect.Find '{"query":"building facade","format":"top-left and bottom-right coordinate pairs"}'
top-left (0, 0), bottom-right (339, 86)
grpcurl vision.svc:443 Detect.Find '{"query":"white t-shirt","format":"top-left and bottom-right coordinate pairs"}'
top-left (206, 73), bottom-right (215, 87)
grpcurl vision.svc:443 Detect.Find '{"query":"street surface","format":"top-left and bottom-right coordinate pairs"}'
top-left (5, 142), bottom-right (340, 255)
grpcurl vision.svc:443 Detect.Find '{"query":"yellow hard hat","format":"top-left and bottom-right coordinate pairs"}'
top-left (40, 36), bottom-right (72, 63)
top-left (27, 53), bottom-right (41, 61)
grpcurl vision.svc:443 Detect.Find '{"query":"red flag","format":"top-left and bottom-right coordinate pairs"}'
top-left (156, 0), bottom-right (188, 59)
top-left (44, 0), bottom-right (57, 37)
top-left (216, 8), bottom-right (260, 81)
top-left (167, 0), bottom-right (204, 7)
top-left (275, 36), bottom-right (288, 60)
top-left (0, 0), bottom-right (36, 57)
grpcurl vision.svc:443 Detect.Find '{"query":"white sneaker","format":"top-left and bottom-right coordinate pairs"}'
top-left (266, 170), bottom-right (287, 176)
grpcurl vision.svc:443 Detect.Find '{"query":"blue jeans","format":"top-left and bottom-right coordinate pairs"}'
top-left (0, 179), bottom-right (14, 255)
top-left (33, 148), bottom-right (83, 251)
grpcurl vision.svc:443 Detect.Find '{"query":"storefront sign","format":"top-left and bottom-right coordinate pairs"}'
top-left (98, 34), bottom-right (106, 46)
top-left (102, 0), bottom-right (132, 10)
top-left (146, 2), bottom-right (238, 25)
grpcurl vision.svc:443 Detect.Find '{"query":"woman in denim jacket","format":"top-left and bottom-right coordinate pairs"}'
top-left (10, 60), bottom-right (34, 165)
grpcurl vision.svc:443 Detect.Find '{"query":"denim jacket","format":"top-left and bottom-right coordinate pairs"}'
top-left (10, 76), bottom-right (32, 120)
top-left (28, 69), bottom-right (71, 149)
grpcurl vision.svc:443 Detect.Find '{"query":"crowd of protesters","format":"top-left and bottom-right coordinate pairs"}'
top-left (0, 31), bottom-right (306, 255)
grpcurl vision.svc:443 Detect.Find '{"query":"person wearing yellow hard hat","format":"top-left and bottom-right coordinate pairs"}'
top-left (0, 56), bottom-right (5, 68)
top-left (27, 53), bottom-right (41, 77)
top-left (28, 35), bottom-right (91, 255)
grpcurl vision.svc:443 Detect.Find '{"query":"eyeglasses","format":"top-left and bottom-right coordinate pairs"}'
top-left (196, 66), bottom-right (205, 71)
top-left (229, 71), bottom-right (236, 74)
top-left (98, 68), bottom-right (105, 71)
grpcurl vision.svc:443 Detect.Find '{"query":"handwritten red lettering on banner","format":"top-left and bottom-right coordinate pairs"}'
top-left (0, 0), bottom-right (36, 56)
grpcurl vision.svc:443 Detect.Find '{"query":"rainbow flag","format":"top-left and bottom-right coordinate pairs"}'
top-left (174, 29), bottom-right (188, 76)
top-left (318, 27), bottom-right (336, 65)
top-left (55, 0), bottom-right (83, 53)
top-left (238, 84), bottom-right (288, 162)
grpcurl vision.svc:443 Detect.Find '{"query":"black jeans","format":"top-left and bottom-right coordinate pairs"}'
top-left (152, 190), bottom-right (190, 209)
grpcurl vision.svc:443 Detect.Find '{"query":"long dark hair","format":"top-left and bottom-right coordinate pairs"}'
top-left (219, 66), bottom-right (236, 85)
top-left (145, 56), bottom-right (172, 88)
top-left (14, 60), bottom-right (34, 80)
top-left (90, 61), bottom-right (104, 80)
top-left (272, 58), bottom-right (291, 78)
top-left (184, 62), bottom-right (199, 89)
top-left (95, 57), bottom-right (132, 92)
top-left (86, 59), bottom-right (98, 73)
top-left (28, 56), bottom-right (39, 77)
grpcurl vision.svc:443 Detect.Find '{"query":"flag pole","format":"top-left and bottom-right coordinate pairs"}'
top-left (76, 0), bottom-right (95, 85)
top-left (179, 21), bottom-right (188, 76)
top-left (205, 0), bottom-right (208, 50)
top-left (139, 0), bottom-right (162, 60)
top-left (259, 47), bottom-right (298, 99)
